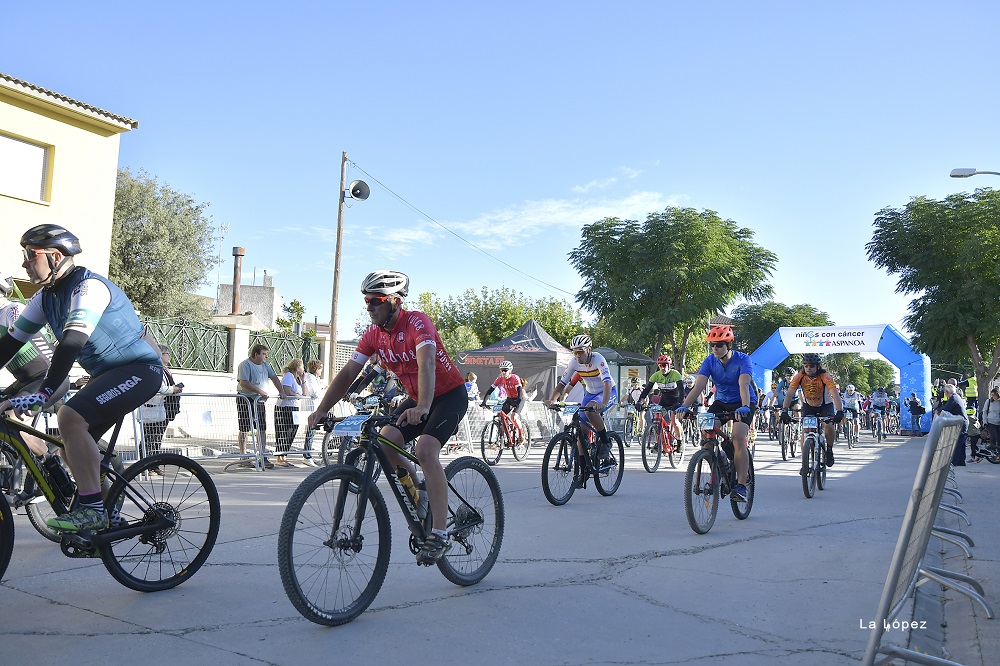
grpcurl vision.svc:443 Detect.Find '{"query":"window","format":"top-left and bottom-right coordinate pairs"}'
top-left (0, 132), bottom-right (50, 202)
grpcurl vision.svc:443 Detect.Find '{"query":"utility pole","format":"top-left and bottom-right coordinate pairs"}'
top-left (328, 151), bottom-right (348, 380)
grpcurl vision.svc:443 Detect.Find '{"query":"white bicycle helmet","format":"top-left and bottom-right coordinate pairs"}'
top-left (360, 270), bottom-right (408, 297)
top-left (570, 334), bottom-right (592, 350)
top-left (683, 374), bottom-right (697, 387)
top-left (499, 361), bottom-right (513, 372)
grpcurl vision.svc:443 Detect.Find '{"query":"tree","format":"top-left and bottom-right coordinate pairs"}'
top-left (866, 189), bottom-right (1000, 393)
top-left (415, 288), bottom-right (584, 350)
top-left (111, 168), bottom-right (217, 319)
top-left (440, 325), bottom-right (481, 358)
top-left (275, 299), bottom-right (313, 336)
top-left (569, 207), bottom-right (778, 370)
top-left (731, 301), bottom-right (834, 357)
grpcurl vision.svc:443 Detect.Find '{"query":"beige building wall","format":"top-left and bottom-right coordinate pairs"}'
top-left (0, 73), bottom-right (136, 280)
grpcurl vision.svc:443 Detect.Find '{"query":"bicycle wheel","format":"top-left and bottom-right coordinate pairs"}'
top-left (684, 449), bottom-right (719, 535)
top-left (779, 424), bottom-right (788, 460)
top-left (512, 421), bottom-right (531, 461)
top-left (0, 493), bottom-right (12, 581)
top-left (624, 415), bottom-right (634, 443)
top-left (668, 428), bottom-right (685, 469)
top-left (541, 434), bottom-right (578, 506)
top-left (817, 447), bottom-right (827, 491)
top-left (595, 433), bottom-right (624, 496)
top-left (480, 420), bottom-right (503, 466)
top-left (278, 465), bottom-right (391, 626)
top-left (100, 453), bottom-right (220, 592)
top-left (731, 451), bottom-right (755, 520)
top-left (342, 441), bottom-right (382, 483)
top-left (437, 456), bottom-right (504, 586)
top-left (321, 430), bottom-right (343, 466)
top-left (789, 429), bottom-right (797, 458)
top-left (802, 438), bottom-right (817, 499)
top-left (641, 423), bottom-right (661, 473)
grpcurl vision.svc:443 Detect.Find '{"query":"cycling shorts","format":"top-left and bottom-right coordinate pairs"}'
top-left (501, 397), bottom-right (521, 414)
top-left (65, 362), bottom-right (162, 442)
top-left (580, 386), bottom-right (619, 425)
top-left (800, 402), bottom-right (835, 418)
top-left (389, 384), bottom-right (469, 447)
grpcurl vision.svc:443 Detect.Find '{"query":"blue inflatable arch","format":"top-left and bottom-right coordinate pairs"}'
top-left (749, 324), bottom-right (932, 432)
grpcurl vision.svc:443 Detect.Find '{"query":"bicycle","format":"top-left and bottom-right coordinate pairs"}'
top-left (801, 415), bottom-right (835, 498)
top-left (278, 412), bottom-right (504, 626)
top-left (683, 411), bottom-right (755, 534)
top-left (641, 404), bottom-right (684, 472)
top-left (0, 410), bottom-right (220, 590)
top-left (779, 414), bottom-right (799, 460)
top-left (480, 403), bottom-right (531, 465)
top-left (842, 410), bottom-right (857, 449)
top-left (541, 403), bottom-right (625, 505)
top-left (871, 409), bottom-right (885, 442)
top-left (623, 403), bottom-right (641, 444)
top-left (767, 407), bottom-right (779, 441)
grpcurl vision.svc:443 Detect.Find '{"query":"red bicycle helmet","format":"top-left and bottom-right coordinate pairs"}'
top-left (656, 354), bottom-right (672, 366)
top-left (705, 325), bottom-right (734, 343)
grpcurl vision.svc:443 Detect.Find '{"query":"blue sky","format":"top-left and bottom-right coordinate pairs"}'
top-left (4, 1), bottom-right (998, 346)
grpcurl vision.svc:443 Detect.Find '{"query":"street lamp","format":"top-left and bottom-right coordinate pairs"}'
top-left (950, 167), bottom-right (1000, 178)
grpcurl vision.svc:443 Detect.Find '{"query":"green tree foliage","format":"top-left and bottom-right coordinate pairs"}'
top-left (111, 168), bottom-right (217, 320)
top-left (823, 355), bottom-right (895, 394)
top-left (415, 288), bottom-right (584, 350)
top-left (731, 301), bottom-right (834, 357)
top-left (867, 189), bottom-right (1000, 390)
top-left (440, 325), bottom-right (481, 358)
top-left (569, 207), bottom-right (777, 369)
top-left (275, 299), bottom-right (314, 336)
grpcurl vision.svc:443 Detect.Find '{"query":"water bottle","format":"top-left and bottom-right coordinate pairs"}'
top-left (397, 468), bottom-right (423, 516)
top-left (43, 454), bottom-right (76, 500)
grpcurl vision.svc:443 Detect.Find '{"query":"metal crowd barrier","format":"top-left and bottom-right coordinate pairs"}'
top-left (862, 414), bottom-right (995, 666)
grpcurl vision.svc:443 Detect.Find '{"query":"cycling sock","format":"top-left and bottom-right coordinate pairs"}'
top-left (78, 492), bottom-right (104, 512)
top-left (432, 528), bottom-right (448, 539)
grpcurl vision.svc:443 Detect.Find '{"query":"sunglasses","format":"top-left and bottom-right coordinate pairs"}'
top-left (364, 295), bottom-right (390, 306)
top-left (22, 247), bottom-right (59, 261)
top-left (709, 342), bottom-right (728, 349)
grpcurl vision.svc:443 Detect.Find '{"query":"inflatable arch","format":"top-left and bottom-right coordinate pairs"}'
top-left (749, 324), bottom-right (932, 432)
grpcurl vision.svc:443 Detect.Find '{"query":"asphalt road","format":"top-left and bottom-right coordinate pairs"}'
top-left (0, 431), bottom-right (994, 665)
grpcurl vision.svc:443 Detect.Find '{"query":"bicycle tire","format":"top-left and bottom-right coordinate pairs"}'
top-left (512, 421), bottom-right (531, 461)
top-left (641, 422), bottom-right (661, 473)
top-left (594, 433), bottom-right (624, 496)
top-left (802, 437), bottom-right (817, 499)
top-left (437, 456), bottom-right (505, 586)
top-left (668, 427), bottom-right (685, 469)
top-left (624, 415), bottom-right (634, 443)
top-left (480, 420), bottom-right (503, 466)
top-left (731, 451), bottom-right (755, 520)
top-left (278, 464), bottom-right (391, 626)
top-left (100, 453), bottom-right (220, 592)
top-left (780, 424), bottom-right (788, 460)
top-left (342, 441), bottom-right (382, 483)
top-left (684, 449), bottom-right (719, 534)
top-left (541, 434), bottom-right (577, 506)
top-left (789, 429), bottom-right (797, 458)
top-left (817, 446), bottom-right (827, 491)
top-left (0, 493), bottom-right (12, 581)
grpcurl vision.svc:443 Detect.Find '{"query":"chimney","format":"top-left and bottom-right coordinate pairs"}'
top-left (231, 247), bottom-right (244, 315)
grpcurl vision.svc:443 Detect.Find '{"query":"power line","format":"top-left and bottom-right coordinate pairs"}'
top-left (349, 161), bottom-right (578, 299)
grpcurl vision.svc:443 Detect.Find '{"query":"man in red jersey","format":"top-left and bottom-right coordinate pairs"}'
top-left (308, 270), bottom-right (467, 565)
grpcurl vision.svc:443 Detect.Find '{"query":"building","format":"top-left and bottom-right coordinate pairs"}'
top-left (1, 72), bottom-right (137, 276)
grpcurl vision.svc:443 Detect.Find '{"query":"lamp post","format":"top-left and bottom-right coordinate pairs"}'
top-left (950, 167), bottom-right (1000, 178)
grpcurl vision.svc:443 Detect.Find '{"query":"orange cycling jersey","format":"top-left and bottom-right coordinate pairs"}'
top-left (788, 371), bottom-right (838, 407)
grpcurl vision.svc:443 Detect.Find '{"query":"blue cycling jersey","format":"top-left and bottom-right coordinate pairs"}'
top-left (697, 351), bottom-right (757, 404)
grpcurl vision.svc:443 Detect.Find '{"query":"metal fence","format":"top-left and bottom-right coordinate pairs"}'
top-left (142, 317), bottom-right (230, 372)
top-left (250, 331), bottom-right (320, 373)
top-left (862, 414), bottom-right (995, 666)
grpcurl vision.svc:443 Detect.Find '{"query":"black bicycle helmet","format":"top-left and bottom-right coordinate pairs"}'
top-left (802, 353), bottom-right (823, 367)
top-left (20, 224), bottom-right (83, 256)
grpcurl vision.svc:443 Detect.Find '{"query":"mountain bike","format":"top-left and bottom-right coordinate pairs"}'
top-left (972, 430), bottom-right (999, 464)
top-left (779, 414), bottom-right (799, 460)
top-left (801, 415), bottom-right (834, 499)
top-left (541, 403), bottom-right (625, 505)
top-left (325, 395), bottom-right (416, 477)
top-left (481, 403), bottom-right (531, 465)
top-left (278, 412), bottom-right (504, 626)
top-left (0, 411), bottom-right (220, 590)
top-left (842, 409), bottom-right (857, 449)
top-left (885, 410), bottom-right (900, 435)
top-left (683, 411), bottom-right (755, 535)
top-left (623, 403), bottom-right (642, 444)
top-left (640, 404), bottom-right (685, 472)
top-left (871, 409), bottom-right (885, 443)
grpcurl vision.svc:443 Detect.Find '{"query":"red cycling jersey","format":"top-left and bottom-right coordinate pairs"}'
top-left (492, 373), bottom-right (523, 399)
top-left (352, 309), bottom-right (464, 402)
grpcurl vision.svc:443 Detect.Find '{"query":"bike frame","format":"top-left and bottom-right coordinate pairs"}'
top-left (649, 405), bottom-right (677, 454)
top-left (0, 415), bottom-right (174, 548)
top-left (693, 412), bottom-right (738, 495)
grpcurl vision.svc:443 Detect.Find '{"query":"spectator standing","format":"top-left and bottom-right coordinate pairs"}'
top-left (236, 344), bottom-right (281, 469)
top-left (465, 372), bottom-right (480, 402)
top-left (904, 392), bottom-right (923, 432)
top-left (980, 386), bottom-right (1000, 461)
top-left (140, 345), bottom-right (183, 474)
top-left (958, 372), bottom-right (978, 410)
top-left (936, 383), bottom-right (969, 466)
top-left (300, 359), bottom-right (325, 466)
top-left (275, 358), bottom-right (305, 467)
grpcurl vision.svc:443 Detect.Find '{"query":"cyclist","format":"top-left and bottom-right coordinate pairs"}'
top-left (676, 325), bottom-right (757, 502)
top-left (0, 225), bottom-right (163, 533)
top-left (0, 271), bottom-right (71, 460)
top-left (480, 360), bottom-right (526, 442)
top-left (780, 353), bottom-right (843, 471)
top-left (760, 382), bottom-right (779, 431)
top-left (347, 357), bottom-right (404, 407)
top-left (841, 384), bottom-right (863, 441)
top-left (776, 367), bottom-right (800, 416)
top-left (307, 270), bottom-right (467, 566)
top-left (545, 334), bottom-right (618, 477)
top-left (636, 354), bottom-right (684, 445)
top-left (625, 376), bottom-right (645, 437)
top-left (869, 387), bottom-right (889, 433)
